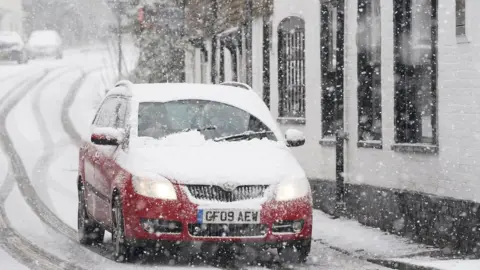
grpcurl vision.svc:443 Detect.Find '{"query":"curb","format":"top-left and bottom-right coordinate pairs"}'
top-left (310, 209), bottom-right (445, 270)
top-left (368, 258), bottom-right (442, 270)
top-left (313, 240), bottom-right (442, 270)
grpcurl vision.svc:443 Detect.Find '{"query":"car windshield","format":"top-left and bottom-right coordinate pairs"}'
top-left (137, 100), bottom-right (276, 142)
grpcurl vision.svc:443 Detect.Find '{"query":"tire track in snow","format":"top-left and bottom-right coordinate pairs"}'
top-left (31, 68), bottom-right (83, 213)
top-left (0, 69), bottom-right (80, 242)
top-left (60, 68), bottom-right (118, 260)
top-left (31, 67), bottom-right (118, 261)
top-left (0, 66), bottom-right (42, 83)
top-left (0, 71), bottom-right (85, 270)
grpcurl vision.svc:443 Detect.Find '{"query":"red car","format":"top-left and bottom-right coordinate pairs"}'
top-left (77, 81), bottom-right (312, 263)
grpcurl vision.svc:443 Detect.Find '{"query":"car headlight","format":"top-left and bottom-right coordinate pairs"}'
top-left (132, 176), bottom-right (177, 200)
top-left (276, 176), bottom-right (310, 201)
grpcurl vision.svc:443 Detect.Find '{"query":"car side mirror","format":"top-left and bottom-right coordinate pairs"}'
top-left (285, 129), bottom-right (306, 147)
top-left (91, 127), bottom-right (125, 146)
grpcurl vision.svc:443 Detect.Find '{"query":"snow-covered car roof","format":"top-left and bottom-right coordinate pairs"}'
top-left (109, 83), bottom-right (283, 140)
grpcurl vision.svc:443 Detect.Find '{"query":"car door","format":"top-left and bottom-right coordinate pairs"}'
top-left (93, 96), bottom-right (128, 224)
top-left (84, 99), bottom-right (110, 219)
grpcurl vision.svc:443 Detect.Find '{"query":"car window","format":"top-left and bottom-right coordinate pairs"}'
top-left (137, 100), bottom-right (276, 141)
top-left (94, 97), bottom-right (127, 128)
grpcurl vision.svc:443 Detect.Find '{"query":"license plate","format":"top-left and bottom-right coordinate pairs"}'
top-left (197, 209), bottom-right (260, 224)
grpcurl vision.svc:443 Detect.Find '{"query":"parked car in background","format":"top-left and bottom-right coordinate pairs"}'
top-left (26, 30), bottom-right (63, 60)
top-left (0, 31), bottom-right (28, 64)
top-left (77, 81), bottom-right (312, 263)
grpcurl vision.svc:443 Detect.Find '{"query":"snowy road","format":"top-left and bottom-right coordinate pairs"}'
top-left (0, 49), bottom-right (390, 270)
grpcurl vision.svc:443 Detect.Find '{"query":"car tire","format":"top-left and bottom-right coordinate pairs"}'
top-left (112, 195), bottom-right (129, 262)
top-left (78, 183), bottom-right (105, 245)
top-left (277, 240), bottom-right (311, 264)
top-left (17, 52), bottom-right (28, 64)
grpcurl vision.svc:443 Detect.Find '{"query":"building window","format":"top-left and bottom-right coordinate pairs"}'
top-left (393, 0), bottom-right (437, 145)
top-left (200, 48), bottom-right (208, 83)
top-left (245, 0), bottom-right (253, 86)
top-left (263, 16), bottom-right (272, 108)
top-left (321, 3), bottom-right (337, 137)
top-left (456, 0), bottom-right (466, 36)
top-left (219, 31), bottom-right (241, 83)
top-left (277, 16), bottom-right (306, 119)
top-left (357, 0), bottom-right (382, 143)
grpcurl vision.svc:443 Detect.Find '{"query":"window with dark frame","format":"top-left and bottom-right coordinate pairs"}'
top-left (456, 0), bottom-right (466, 36)
top-left (278, 16), bottom-right (306, 119)
top-left (219, 31), bottom-right (241, 83)
top-left (321, 3), bottom-right (337, 137)
top-left (357, 0), bottom-right (382, 144)
top-left (263, 16), bottom-right (271, 108)
top-left (200, 48), bottom-right (208, 83)
top-left (245, 0), bottom-right (253, 86)
top-left (393, 0), bottom-right (437, 146)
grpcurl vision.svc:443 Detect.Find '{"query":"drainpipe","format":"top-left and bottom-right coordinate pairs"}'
top-left (334, 0), bottom-right (347, 217)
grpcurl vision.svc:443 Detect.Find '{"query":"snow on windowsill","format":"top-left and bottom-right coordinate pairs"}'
top-left (318, 137), bottom-right (336, 147)
top-left (276, 117), bottom-right (306, 125)
top-left (456, 34), bottom-right (470, 44)
top-left (358, 140), bottom-right (382, 149)
top-left (391, 143), bottom-right (438, 154)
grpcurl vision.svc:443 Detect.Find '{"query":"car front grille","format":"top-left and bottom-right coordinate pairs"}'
top-left (188, 223), bottom-right (267, 237)
top-left (186, 185), bottom-right (268, 202)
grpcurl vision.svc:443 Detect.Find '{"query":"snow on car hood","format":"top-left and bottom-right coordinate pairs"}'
top-left (122, 131), bottom-right (306, 186)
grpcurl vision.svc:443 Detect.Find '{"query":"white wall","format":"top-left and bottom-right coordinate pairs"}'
top-left (0, 0), bottom-right (23, 34)
top-left (271, 0), bottom-right (335, 180)
top-left (341, 0), bottom-right (480, 202)
top-left (272, 0), bottom-right (480, 203)
top-left (183, 0), bottom-right (480, 203)
top-left (184, 46), bottom-right (195, 83)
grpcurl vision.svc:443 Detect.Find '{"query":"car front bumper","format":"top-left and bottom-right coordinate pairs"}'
top-left (0, 49), bottom-right (21, 60)
top-left (28, 47), bottom-right (58, 57)
top-left (122, 183), bottom-right (313, 244)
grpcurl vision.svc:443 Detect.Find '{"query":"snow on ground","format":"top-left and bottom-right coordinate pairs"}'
top-left (0, 248), bottom-right (29, 270)
top-left (393, 257), bottom-right (480, 270)
top-left (312, 209), bottom-right (438, 258)
top-left (69, 70), bottom-right (105, 140)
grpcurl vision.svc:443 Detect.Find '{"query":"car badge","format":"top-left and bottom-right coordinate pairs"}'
top-left (222, 182), bottom-right (237, 192)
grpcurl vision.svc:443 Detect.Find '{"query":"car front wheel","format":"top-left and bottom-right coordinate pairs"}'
top-left (78, 183), bottom-right (105, 245)
top-left (112, 196), bottom-right (129, 262)
top-left (277, 239), bottom-right (311, 264)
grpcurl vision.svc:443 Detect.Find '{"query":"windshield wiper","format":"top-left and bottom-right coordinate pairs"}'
top-left (182, 126), bottom-right (217, 132)
top-left (214, 130), bottom-right (274, 142)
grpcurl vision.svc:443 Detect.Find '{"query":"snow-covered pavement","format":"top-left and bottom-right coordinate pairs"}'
top-left (0, 47), bottom-right (398, 269)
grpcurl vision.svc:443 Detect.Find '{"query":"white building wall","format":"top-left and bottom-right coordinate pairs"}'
top-left (340, 0), bottom-right (480, 202)
top-left (271, 0), bottom-right (335, 180)
top-left (194, 48), bottom-right (202, 83)
top-left (266, 0), bottom-right (480, 202)
top-left (184, 47), bottom-right (195, 83)
top-left (0, 0), bottom-right (23, 34)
